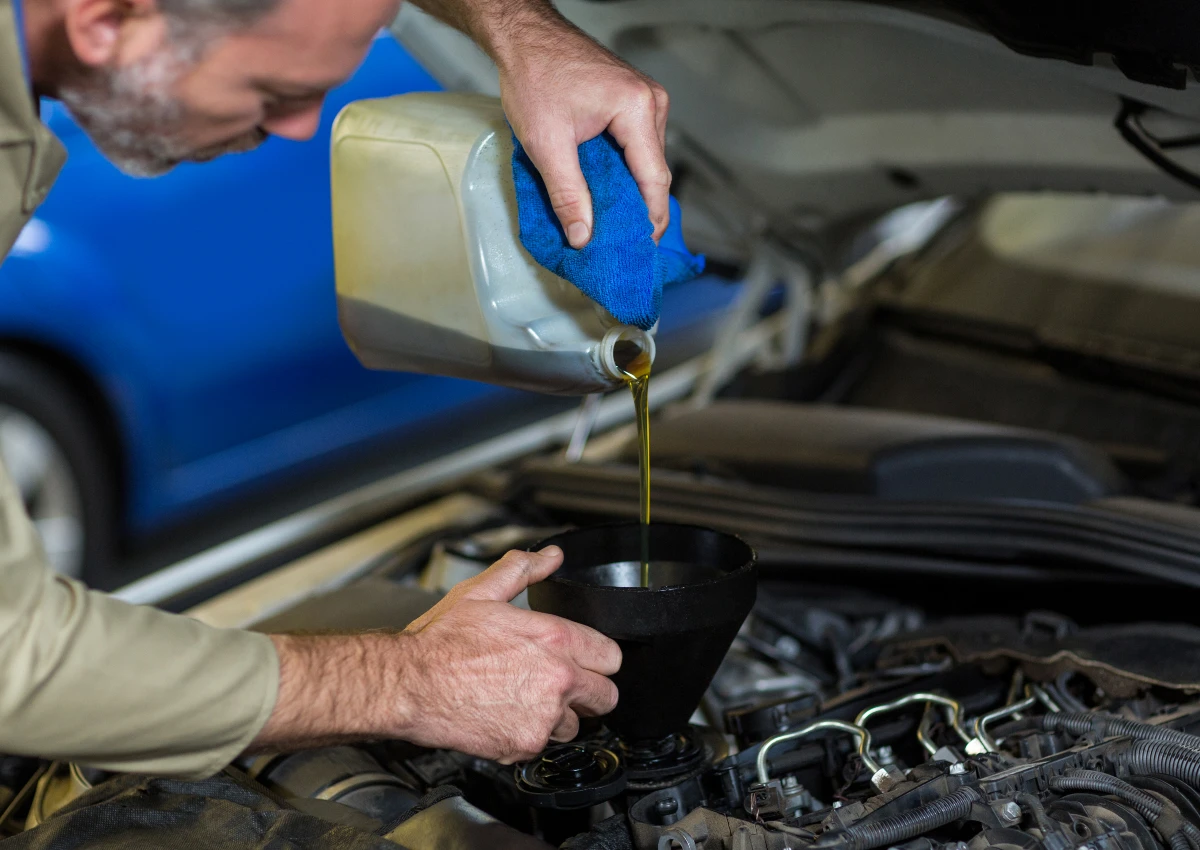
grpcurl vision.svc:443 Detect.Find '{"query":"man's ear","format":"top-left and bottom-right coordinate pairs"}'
top-left (64, 0), bottom-right (163, 68)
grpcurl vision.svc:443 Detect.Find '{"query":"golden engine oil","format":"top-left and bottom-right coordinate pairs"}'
top-left (619, 347), bottom-right (652, 586)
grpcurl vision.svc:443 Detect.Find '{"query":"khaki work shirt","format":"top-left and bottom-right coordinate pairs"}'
top-left (0, 0), bottom-right (279, 777)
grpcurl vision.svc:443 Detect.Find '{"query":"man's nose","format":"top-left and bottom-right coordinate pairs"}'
top-left (260, 103), bottom-right (324, 142)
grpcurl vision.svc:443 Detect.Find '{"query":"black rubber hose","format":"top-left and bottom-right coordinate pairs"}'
top-left (815, 787), bottom-right (980, 850)
top-left (1117, 741), bottom-right (1200, 788)
top-left (1041, 714), bottom-right (1200, 751)
top-left (1016, 792), bottom-right (1056, 835)
top-left (1050, 770), bottom-right (1200, 850)
top-left (1050, 771), bottom-right (1163, 821)
top-left (1127, 776), bottom-right (1200, 836)
top-left (1172, 833), bottom-right (1191, 850)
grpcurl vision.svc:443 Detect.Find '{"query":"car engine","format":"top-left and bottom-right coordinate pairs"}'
top-left (232, 559), bottom-right (1200, 850)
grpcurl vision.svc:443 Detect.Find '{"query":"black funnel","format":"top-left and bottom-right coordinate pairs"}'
top-left (528, 523), bottom-right (756, 742)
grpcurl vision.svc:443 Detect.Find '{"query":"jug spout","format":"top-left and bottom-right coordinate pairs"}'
top-left (599, 326), bottom-right (656, 382)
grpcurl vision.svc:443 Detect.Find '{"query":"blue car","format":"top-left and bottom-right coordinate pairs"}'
top-left (0, 33), bottom-right (735, 581)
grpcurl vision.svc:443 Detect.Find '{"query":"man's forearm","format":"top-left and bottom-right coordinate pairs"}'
top-left (251, 633), bottom-right (411, 752)
top-left (405, 0), bottom-right (573, 69)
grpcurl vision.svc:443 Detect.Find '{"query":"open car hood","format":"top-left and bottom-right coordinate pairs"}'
top-left (394, 0), bottom-right (1200, 260)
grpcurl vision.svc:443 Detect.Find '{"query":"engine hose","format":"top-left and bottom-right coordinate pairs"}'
top-left (815, 787), bottom-right (980, 850)
top-left (1041, 714), bottom-right (1200, 752)
top-left (1116, 741), bottom-right (1200, 789)
top-left (1015, 792), bottom-right (1056, 835)
top-left (1050, 770), bottom-right (1200, 850)
top-left (1172, 833), bottom-right (1192, 850)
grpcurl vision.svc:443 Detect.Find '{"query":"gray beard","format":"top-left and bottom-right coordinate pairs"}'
top-left (58, 45), bottom-right (267, 177)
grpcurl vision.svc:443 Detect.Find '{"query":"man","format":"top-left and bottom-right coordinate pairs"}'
top-left (0, 0), bottom-right (673, 778)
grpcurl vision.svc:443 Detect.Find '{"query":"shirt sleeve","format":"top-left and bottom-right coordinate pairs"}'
top-left (0, 462), bottom-right (279, 779)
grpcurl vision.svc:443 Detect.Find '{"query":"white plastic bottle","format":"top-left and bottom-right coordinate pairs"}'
top-left (331, 92), bottom-right (655, 395)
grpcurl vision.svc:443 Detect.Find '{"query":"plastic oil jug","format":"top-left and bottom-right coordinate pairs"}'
top-left (331, 92), bottom-right (655, 395)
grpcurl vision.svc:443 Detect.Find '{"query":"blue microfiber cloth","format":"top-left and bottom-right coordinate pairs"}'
top-left (512, 132), bottom-right (705, 330)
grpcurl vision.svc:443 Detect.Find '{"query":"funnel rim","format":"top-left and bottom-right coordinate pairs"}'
top-left (530, 521), bottom-right (755, 593)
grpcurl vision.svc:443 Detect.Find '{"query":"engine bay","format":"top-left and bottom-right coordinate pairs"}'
top-left (231, 297), bottom-right (1200, 849)
top-left (236, 561), bottom-right (1200, 850)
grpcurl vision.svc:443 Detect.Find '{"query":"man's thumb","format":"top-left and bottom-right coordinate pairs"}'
top-left (467, 547), bottom-right (563, 603)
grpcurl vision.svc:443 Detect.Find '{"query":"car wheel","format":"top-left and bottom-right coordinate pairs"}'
top-left (0, 354), bottom-right (116, 581)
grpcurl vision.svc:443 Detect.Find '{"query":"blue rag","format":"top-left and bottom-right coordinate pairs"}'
top-left (512, 132), bottom-right (705, 330)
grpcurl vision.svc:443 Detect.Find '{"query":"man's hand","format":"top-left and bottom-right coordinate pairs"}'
top-left (497, 18), bottom-right (671, 249)
top-left (395, 546), bottom-right (620, 761)
top-left (252, 547), bottom-right (621, 764)
top-left (410, 0), bottom-right (672, 248)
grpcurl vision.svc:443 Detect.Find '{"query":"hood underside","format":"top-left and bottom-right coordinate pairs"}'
top-left (394, 0), bottom-right (1200, 258)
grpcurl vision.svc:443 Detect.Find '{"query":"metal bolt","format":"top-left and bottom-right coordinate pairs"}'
top-left (783, 775), bottom-right (799, 789)
top-left (776, 635), bottom-right (801, 658)
top-left (655, 798), bottom-right (680, 816)
top-left (949, 762), bottom-right (967, 775)
top-left (1001, 801), bottom-right (1022, 824)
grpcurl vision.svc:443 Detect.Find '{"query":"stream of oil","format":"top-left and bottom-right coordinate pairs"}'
top-left (621, 350), bottom-right (653, 588)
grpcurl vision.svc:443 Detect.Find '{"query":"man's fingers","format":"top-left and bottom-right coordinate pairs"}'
top-left (412, 547), bottom-right (563, 623)
top-left (609, 107), bottom-right (672, 243)
top-left (568, 669), bottom-right (620, 718)
top-left (653, 84), bottom-right (669, 152)
top-left (523, 130), bottom-right (595, 249)
top-left (549, 708), bottom-right (581, 743)
top-left (564, 621), bottom-right (622, 676)
top-left (461, 547), bottom-right (563, 603)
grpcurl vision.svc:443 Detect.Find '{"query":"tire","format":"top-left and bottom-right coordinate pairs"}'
top-left (0, 352), bottom-right (117, 582)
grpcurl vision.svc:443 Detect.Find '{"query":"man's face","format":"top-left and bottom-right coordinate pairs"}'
top-left (59, 0), bottom-right (399, 176)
